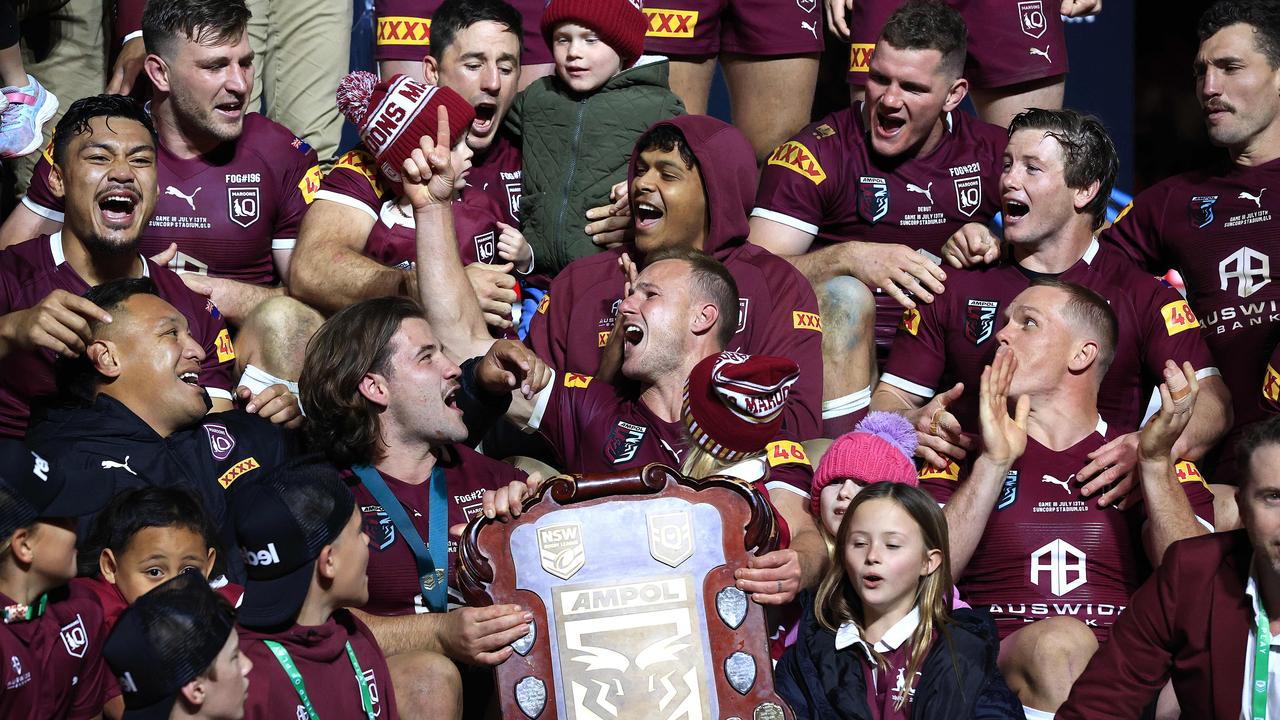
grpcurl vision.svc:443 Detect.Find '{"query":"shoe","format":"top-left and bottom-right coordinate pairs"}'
top-left (0, 75), bottom-right (59, 159)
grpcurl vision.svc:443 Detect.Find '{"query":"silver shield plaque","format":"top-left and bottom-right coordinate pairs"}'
top-left (716, 586), bottom-right (748, 629)
top-left (515, 676), bottom-right (546, 718)
top-left (512, 621), bottom-right (536, 656)
top-left (724, 652), bottom-right (756, 695)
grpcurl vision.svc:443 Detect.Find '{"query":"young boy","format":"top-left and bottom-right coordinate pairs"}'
top-left (103, 572), bottom-right (252, 720)
top-left (230, 459), bottom-right (397, 719)
top-left (0, 444), bottom-right (118, 718)
top-left (508, 0), bottom-right (684, 276)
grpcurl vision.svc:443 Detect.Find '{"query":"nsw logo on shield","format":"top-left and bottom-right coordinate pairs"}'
top-left (228, 187), bottom-right (260, 228)
top-left (1188, 195), bottom-right (1218, 229)
top-left (965, 299), bottom-right (998, 344)
top-left (647, 511), bottom-right (694, 568)
top-left (858, 176), bottom-right (889, 224)
top-left (537, 522), bottom-right (585, 580)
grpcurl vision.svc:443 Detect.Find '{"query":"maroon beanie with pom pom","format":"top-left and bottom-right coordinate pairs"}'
top-left (335, 71), bottom-right (475, 188)
top-left (541, 0), bottom-right (647, 68)
top-left (810, 411), bottom-right (919, 516)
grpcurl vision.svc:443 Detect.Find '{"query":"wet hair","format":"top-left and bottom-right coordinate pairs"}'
top-left (633, 123), bottom-right (698, 170)
top-left (79, 486), bottom-right (218, 577)
top-left (51, 94), bottom-right (156, 168)
top-left (1198, 0), bottom-right (1280, 67)
top-left (54, 277), bottom-right (162, 403)
top-left (644, 247), bottom-right (740, 349)
top-left (1007, 108), bottom-right (1118, 231)
top-left (879, 0), bottom-right (968, 79)
top-left (429, 0), bottom-right (523, 62)
top-left (1028, 277), bottom-right (1118, 376)
top-left (142, 0), bottom-right (251, 60)
top-left (299, 296), bottom-right (427, 467)
top-left (1239, 415), bottom-right (1280, 487)
top-left (814, 482), bottom-right (954, 712)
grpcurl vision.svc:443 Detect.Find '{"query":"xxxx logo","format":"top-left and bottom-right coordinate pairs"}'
top-left (792, 310), bottom-right (823, 331)
top-left (377, 16), bottom-right (430, 45)
top-left (644, 9), bottom-right (698, 37)
top-left (217, 457), bottom-right (260, 489)
top-left (768, 141), bottom-right (826, 185)
top-left (849, 43), bottom-right (875, 72)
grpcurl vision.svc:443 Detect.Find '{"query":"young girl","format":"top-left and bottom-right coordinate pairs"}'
top-left (775, 482), bottom-right (1022, 719)
top-left (809, 412), bottom-right (921, 546)
top-left (75, 486), bottom-right (237, 629)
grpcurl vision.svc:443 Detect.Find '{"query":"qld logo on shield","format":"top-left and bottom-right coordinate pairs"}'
top-left (646, 511), bottom-right (693, 568)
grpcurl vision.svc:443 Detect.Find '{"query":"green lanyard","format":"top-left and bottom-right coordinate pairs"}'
top-left (1254, 603), bottom-right (1272, 720)
top-left (263, 640), bottom-right (375, 720)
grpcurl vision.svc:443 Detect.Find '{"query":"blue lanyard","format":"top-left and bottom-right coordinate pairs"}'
top-left (351, 464), bottom-right (448, 612)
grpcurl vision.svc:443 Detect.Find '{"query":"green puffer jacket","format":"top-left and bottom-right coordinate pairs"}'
top-left (507, 58), bottom-right (684, 275)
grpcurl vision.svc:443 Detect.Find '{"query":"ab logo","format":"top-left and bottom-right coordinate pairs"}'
top-left (1030, 538), bottom-right (1087, 597)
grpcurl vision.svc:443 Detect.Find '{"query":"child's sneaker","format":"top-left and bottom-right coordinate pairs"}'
top-left (0, 75), bottom-right (59, 159)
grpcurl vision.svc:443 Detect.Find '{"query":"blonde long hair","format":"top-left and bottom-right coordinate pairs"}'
top-left (814, 482), bottom-right (953, 710)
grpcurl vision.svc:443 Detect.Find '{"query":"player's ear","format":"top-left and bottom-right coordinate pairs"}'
top-left (316, 543), bottom-right (338, 581)
top-left (942, 77), bottom-right (969, 112)
top-left (1073, 179), bottom-right (1102, 216)
top-left (422, 55), bottom-right (441, 86)
top-left (144, 52), bottom-right (171, 93)
top-left (48, 163), bottom-right (66, 200)
top-left (1069, 338), bottom-right (1101, 374)
top-left (88, 340), bottom-right (123, 380)
top-left (690, 301), bottom-right (719, 338)
top-left (357, 372), bottom-right (390, 409)
top-left (99, 548), bottom-right (120, 584)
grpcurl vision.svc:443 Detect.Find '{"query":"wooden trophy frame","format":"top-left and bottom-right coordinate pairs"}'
top-left (457, 463), bottom-right (794, 720)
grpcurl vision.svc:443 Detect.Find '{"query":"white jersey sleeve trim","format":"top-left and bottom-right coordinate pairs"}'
top-left (524, 372), bottom-right (556, 432)
top-left (205, 387), bottom-right (233, 401)
top-left (21, 195), bottom-right (64, 223)
top-left (880, 373), bottom-right (936, 400)
top-left (271, 238), bottom-right (297, 250)
top-left (749, 208), bottom-right (820, 237)
top-left (314, 190), bottom-right (378, 221)
top-left (1196, 514), bottom-right (1215, 533)
top-left (765, 481), bottom-right (811, 501)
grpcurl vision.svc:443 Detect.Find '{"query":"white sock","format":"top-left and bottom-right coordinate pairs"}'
top-left (821, 386), bottom-right (871, 419)
top-left (1022, 706), bottom-right (1055, 720)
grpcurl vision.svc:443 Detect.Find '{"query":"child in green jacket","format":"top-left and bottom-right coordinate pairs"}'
top-left (506, 0), bottom-right (684, 276)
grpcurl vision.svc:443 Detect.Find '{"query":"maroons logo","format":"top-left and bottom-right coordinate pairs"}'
top-left (603, 420), bottom-right (647, 465)
top-left (965, 299), bottom-right (998, 344)
top-left (858, 176), bottom-right (889, 224)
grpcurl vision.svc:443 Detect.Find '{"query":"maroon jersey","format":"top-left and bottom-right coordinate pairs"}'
top-left (0, 584), bottom-right (119, 719)
top-left (525, 242), bottom-right (824, 441)
top-left (374, 0), bottom-right (552, 65)
top-left (881, 240), bottom-right (1219, 438)
top-left (24, 114), bottom-right (321, 285)
top-left (238, 610), bottom-right (396, 720)
top-left (1102, 158), bottom-right (1280, 475)
top-left (752, 107), bottom-right (1006, 355)
top-left (0, 234), bottom-right (235, 439)
top-left (527, 371), bottom-right (813, 499)
top-left (349, 446), bottom-right (527, 616)
top-left (920, 419), bottom-right (1215, 642)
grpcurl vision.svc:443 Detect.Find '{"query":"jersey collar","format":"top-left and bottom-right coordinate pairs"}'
top-left (48, 232), bottom-right (150, 277)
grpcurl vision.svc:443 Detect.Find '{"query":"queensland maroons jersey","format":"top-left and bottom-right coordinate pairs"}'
top-left (1102, 158), bottom-right (1280, 467)
top-left (751, 107), bottom-right (1006, 355)
top-left (23, 114), bottom-right (320, 285)
top-left (349, 446), bottom-right (527, 616)
top-left (881, 240), bottom-right (1219, 437)
top-left (525, 371), bottom-right (813, 501)
top-left (0, 234), bottom-right (235, 438)
top-left (921, 418), bottom-right (1215, 642)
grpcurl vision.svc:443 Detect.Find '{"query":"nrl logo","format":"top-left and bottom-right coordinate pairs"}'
top-left (647, 511), bottom-right (694, 568)
top-left (537, 522), bottom-right (586, 580)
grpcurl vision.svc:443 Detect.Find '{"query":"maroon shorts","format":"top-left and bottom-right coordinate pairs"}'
top-left (846, 0), bottom-right (1067, 88)
top-left (643, 0), bottom-right (825, 58)
top-left (374, 0), bottom-right (553, 65)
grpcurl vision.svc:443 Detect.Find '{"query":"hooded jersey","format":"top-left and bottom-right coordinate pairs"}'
top-left (24, 114), bottom-right (319, 286)
top-left (0, 234), bottom-right (234, 439)
top-left (239, 610), bottom-right (397, 720)
top-left (525, 115), bottom-right (823, 443)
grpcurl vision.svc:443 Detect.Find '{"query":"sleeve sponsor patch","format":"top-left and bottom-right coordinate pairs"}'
top-left (792, 310), bottom-right (823, 332)
top-left (597, 331), bottom-right (611, 348)
top-left (812, 124), bottom-right (835, 139)
top-left (376, 16), bottom-right (431, 46)
top-left (1160, 300), bottom-right (1200, 336)
top-left (298, 165), bottom-right (323, 204)
top-left (218, 457), bottom-right (260, 489)
top-left (215, 328), bottom-right (236, 363)
top-left (767, 141), bottom-right (826, 185)
top-left (564, 372), bottom-right (593, 389)
top-left (41, 135), bottom-right (55, 164)
top-left (537, 294), bottom-right (551, 314)
top-left (766, 440), bottom-right (810, 468)
top-left (1174, 460), bottom-right (1208, 490)
top-left (333, 149), bottom-right (384, 196)
top-left (849, 43), bottom-right (875, 73)
top-left (644, 8), bottom-right (698, 38)
top-left (919, 460), bottom-right (960, 482)
top-left (901, 308), bottom-right (920, 336)
top-left (1264, 364), bottom-right (1280, 402)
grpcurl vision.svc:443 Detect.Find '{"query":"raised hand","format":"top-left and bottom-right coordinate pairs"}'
top-left (1138, 360), bottom-right (1199, 463)
top-left (401, 105), bottom-right (459, 210)
top-left (913, 381), bottom-right (974, 469)
top-left (978, 346), bottom-right (1029, 465)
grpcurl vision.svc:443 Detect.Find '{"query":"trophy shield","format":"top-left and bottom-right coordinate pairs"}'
top-left (457, 463), bottom-right (794, 720)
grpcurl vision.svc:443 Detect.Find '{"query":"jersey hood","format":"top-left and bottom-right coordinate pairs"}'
top-left (628, 115), bottom-right (757, 258)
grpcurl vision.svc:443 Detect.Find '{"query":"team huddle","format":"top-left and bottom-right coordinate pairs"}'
top-left (0, 0), bottom-right (1276, 718)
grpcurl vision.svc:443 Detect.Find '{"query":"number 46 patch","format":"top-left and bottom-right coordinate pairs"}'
top-left (766, 440), bottom-right (811, 468)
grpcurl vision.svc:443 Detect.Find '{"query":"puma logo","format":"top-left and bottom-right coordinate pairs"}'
top-left (164, 185), bottom-right (201, 211)
top-left (800, 20), bottom-right (818, 39)
top-left (1029, 46), bottom-right (1051, 62)
top-left (101, 456), bottom-right (137, 477)
top-left (1240, 188), bottom-right (1267, 208)
top-left (1040, 474), bottom-right (1073, 495)
top-left (907, 181), bottom-right (934, 204)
